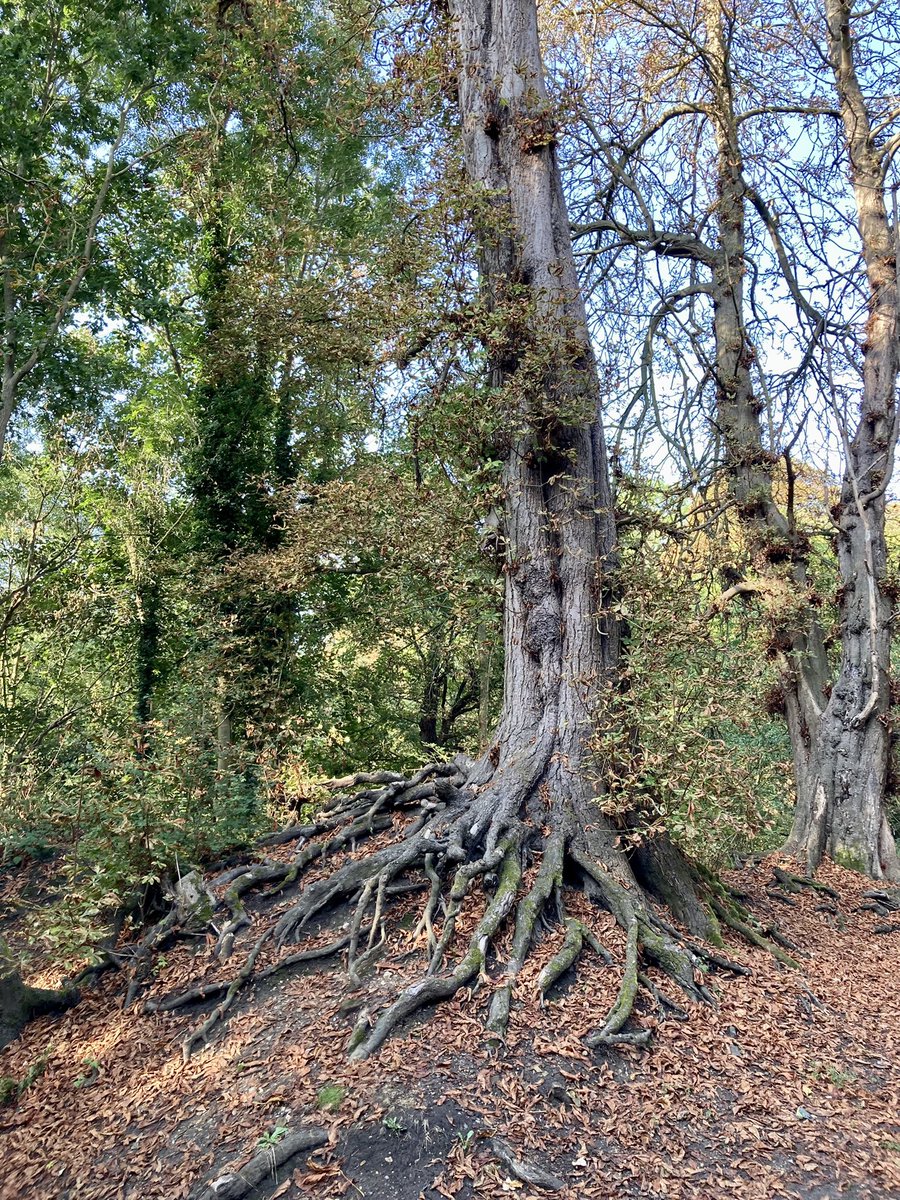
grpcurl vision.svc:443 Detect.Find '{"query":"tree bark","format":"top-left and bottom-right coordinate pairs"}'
top-left (783, 0), bottom-right (900, 879)
top-left (699, 0), bottom-right (841, 854)
top-left (450, 0), bottom-right (619, 800)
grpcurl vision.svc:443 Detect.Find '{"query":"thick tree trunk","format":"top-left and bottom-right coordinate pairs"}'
top-left (0, 937), bottom-right (77, 1050)
top-left (784, 0), bottom-right (899, 879)
top-left (450, 0), bottom-right (618, 798)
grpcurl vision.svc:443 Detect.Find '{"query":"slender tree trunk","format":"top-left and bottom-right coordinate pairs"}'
top-left (216, 679), bottom-right (234, 778)
top-left (701, 0), bottom-right (834, 843)
top-left (784, 0), bottom-right (899, 878)
top-left (418, 653), bottom-right (442, 748)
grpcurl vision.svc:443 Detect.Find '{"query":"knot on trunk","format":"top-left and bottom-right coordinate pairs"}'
top-left (524, 604), bottom-right (561, 655)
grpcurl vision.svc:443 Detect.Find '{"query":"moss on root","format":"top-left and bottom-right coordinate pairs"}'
top-left (124, 760), bottom-right (799, 1064)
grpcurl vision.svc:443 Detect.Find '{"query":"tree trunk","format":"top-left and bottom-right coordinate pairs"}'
top-left (450, 0), bottom-right (619, 801)
top-left (701, 0), bottom-right (834, 853)
top-left (0, 937), bottom-right (77, 1050)
top-left (784, 0), bottom-right (899, 879)
top-left (135, 576), bottom-right (162, 755)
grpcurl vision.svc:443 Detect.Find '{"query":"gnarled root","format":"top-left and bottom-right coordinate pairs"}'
top-left (131, 754), bottom-right (789, 1062)
top-left (771, 866), bottom-right (839, 900)
top-left (586, 917), bottom-right (648, 1047)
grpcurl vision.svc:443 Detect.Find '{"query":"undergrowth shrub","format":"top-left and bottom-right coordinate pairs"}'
top-left (592, 491), bottom-right (794, 868)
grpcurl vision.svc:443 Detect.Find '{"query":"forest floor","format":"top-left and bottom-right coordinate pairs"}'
top-left (0, 850), bottom-right (898, 1200)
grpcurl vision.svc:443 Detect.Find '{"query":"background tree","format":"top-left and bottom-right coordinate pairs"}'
top-left (559, 0), bottom-right (899, 877)
top-left (782, 0), bottom-right (900, 875)
top-left (0, 0), bottom-right (198, 456)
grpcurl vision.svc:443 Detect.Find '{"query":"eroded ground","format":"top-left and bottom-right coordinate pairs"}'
top-left (0, 856), bottom-right (898, 1200)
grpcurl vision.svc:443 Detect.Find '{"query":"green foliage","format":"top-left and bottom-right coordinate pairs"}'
top-left (0, 0), bottom-right (426, 955)
top-left (0, 0), bottom-right (203, 449)
top-left (73, 1056), bottom-right (102, 1089)
top-left (592, 481), bottom-right (794, 867)
top-left (0, 1048), bottom-right (49, 1106)
top-left (316, 1084), bottom-right (346, 1112)
top-left (256, 1126), bottom-right (289, 1150)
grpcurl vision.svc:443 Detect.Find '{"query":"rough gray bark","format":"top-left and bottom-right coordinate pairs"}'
top-left (783, 0), bottom-right (900, 879)
top-left (450, 0), bottom-right (619, 809)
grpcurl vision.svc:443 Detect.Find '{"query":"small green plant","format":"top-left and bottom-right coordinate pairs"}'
top-left (808, 1059), bottom-right (857, 1089)
top-left (382, 1114), bottom-right (405, 1135)
top-left (73, 1056), bottom-right (101, 1088)
top-left (0, 1049), bottom-right (50, 1105)
top-left (456, 1128), bottom-right (475, 1152)
top-left (317, 1084), bottom-right (346, 1112)
top-left (19, 1051), bottom-right (49, 1092)
top-left (825, 1064), bottom-right (856, 1088)
top-left (256, 1126), bottom-right (289, 1150)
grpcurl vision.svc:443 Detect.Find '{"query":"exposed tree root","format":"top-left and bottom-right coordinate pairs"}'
top-left (710, 897), bottom-right (802, 970)
top-left (767, 889), bottom-right (798, 907)
top-left (586, 917), bottom-right (649, 1047)
top-left (488, 1138), bottom-right (565, 1191)
top-left (859, 888), bottom-right (900, 916)
top-left (486, 827), bottom-right (566, 1042)
top-left (771, 867), bottom-right (839, 900)
top-left (192, 1126), bottom-right (327, 1200)
top-left (536, 918), bottom-right (612, 998)
top-left (638, 972), bottom-right (689, 1022)
top-left (145, 930), bottom-right (363, 1015)
top-left (125, 755), bottom-right (803, 1063)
